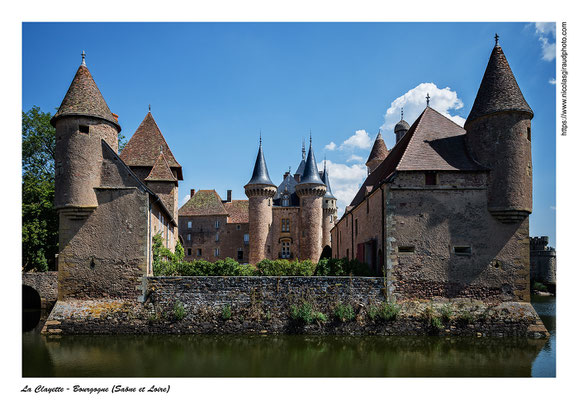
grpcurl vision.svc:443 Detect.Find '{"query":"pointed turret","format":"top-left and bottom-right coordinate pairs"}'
top-left (246, 140), bottom-right (275, 186)
top-left (52, 53), bottom-right (122, 210)
top-left (299, 142), bottom-right (325, 185)
top-left (321, 160), bottom-right (337, 251)
top-left (145, 152), bottom-right (178, 182)
top-left (51, 60), bottom-right (120, 132)
top-left (465, 36), bottom-right (533, 223)
top-left (296, 138), bottom-right (327, 262)
top-left (245, 138), bottom-right (277, 265)
top-left (465, 39), bottom-right (533, 127)
top-left (322, 161), bottom-right (336, 200)
top-left (366, 131), bottom-right (389, 174)
top-left (145, 152), bottom-right (179, 218)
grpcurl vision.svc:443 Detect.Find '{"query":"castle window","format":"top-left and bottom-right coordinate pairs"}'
top-left (330, 215), bottom-right (333, 223)
top-left (281, 218), bottom-right (291, 232)
top-left (398, 246), bottom-right (415, 254)
top-left (236, 224), bottom-right (241, 230)
top-left (453, 246), bottom-right (472, 256)
top-left (187, 248), bottom-right (192, 256)
top-left (425, 172), bottom-right (437, 186)
top-left (282, 195), bottom-right (290, 207)
top-left (366, 198), bottom-right (369, 214)
top-left (244, 234), bottom-right (249, 244)
top-left (187, 221), bottom-right (192, 229)
top-left (197, 248), bottom-right (202, 256)
top-left (187, 233), bottom-right (191, 242)
top-left (237, 249), bottom-right (244, 261)
top-left (79, 124), bottom-right (89, 134)
top-left (355, 219), bottom-right (358, 237)
top-left (527, 127), bottom-right (531, 141)
top-left (215, 232), bottom-right (219, 242)
top-left (281, 240), bottom-right (291, 259)
top-left (214, 248), bottom-right (220, 257)
top-left (215, 220), bottom-right (220, 229)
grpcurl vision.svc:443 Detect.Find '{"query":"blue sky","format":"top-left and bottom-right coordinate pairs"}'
top-left (22, 22), bottom-right (556, 246)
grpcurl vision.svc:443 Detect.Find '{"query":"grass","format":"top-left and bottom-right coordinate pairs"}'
top-left (290, 302), bottom-right (327, 324)
top-left (173, 301), bottom-right (186, 321)
top-left (334, 303), bottom-right (356, 322)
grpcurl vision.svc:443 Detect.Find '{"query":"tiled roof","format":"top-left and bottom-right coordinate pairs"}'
top-left (120, 112), bottom-right (183, 179)
top-left (51, 65), bottom-right (120, 130)
top-left (179, 190), bottom-right (228, 216)
top-left (465, 45), bottom-right (533, 126)
top-left (366, 132), bottom-right (389, 165)
top-left (145, 152), bottom-right (177, 182)
top-left (349, 107), bottom-right (485, 208)
top-left (225, 200), bottom-right (249, 223)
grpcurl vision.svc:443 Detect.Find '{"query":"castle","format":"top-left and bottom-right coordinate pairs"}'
top-left (332, 36), bottom-right (535, 302)
top-left (178, 140), bottom-right (337, 264)
top-left (48, 35), bottom-right (535, 308)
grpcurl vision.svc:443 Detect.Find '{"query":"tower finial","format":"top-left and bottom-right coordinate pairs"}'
top-left (401, 107), bottom-right (404, 120)
top-left (302, 139), bottom-right (306, 160)
top-left (494, 33), bottom-right (500, 47)
top-left (81, 50), bottom-right (86, 66)
top-left (309, 130), bottom-right (312, 147)
top-left (259, 130), bottom-right (262, 146)
top-left (148, 104), bottom-right (151, 112)
top-left (426, 93), bottom-right (430, 107)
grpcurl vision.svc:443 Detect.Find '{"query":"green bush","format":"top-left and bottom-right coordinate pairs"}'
top-left (290, 302), bottom-right (326, 324)
top-left (367, 302), bottom-right (400, 322)
top-left (315, 257), bottom-right (373, 276)
top-left (173, 301), bottom-right (186, 321)
top-left (334, 303), bottom-right (356, 322)
top-left (221, 304), bottom-right (232, 320)
top-left (532, 281), bottom-right (548, 292)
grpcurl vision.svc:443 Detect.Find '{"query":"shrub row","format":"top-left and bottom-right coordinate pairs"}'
top-left (152, 234), bottom-right (375, 277)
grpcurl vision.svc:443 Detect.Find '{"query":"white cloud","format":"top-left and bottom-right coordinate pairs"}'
top-left (347, 154), bottom-right (364, 163)
top-left (381, 82), bottom-right (465, 133)
top-left (549, 78), bottom-right (556, 85)
top-left (534, 22), bottom-right (556, 62)
top-left (179, 194), bottom-right (190, 207)
top-left (318, 159), bottom-right (367, 215)
top-left (339, 129), bottom-right (372, 150)
top-left (324, 141), bottom-right (337, 151)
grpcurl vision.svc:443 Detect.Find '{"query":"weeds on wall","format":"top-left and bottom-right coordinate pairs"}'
top-left (221, 304), bottom-right (232, 320)
top-left (290, 301), bottom-right (327, 324)
top-left (334, 303), bottom-right (356, 322)
top-left (173, 301), bottom-right (186, 321)
top-left (367, 302), bottom-right (401, 321)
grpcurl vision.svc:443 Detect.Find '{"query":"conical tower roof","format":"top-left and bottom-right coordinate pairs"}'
top-left (145, 152), bottom-right (177, 182)
top-left (366, 132), bottom-right (388, 166)
top-left (51, 61), bottom-right (120, 130)
top-left (120, 112), bottom-right (183, 179)
top-left (394, 119), bottom-right (410, 133)
top-left (246, 141), bottom-right (275, 186)
top-left (299, 142), bottom-right (325, 185)
top-left (322, 162), bottom-right (336, 199)
top-left (465, 41), bottom-right (533, 127)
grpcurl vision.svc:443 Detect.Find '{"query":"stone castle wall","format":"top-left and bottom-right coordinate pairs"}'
top-left (42, 276), bottom-right (548, 338)
top-left (22, 272), bottom-right (58, 308)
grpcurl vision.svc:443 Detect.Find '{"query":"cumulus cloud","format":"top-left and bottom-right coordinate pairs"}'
top-left (534, 22), bottom-right (556, 62)
top-left (347, 154), bottom-right (364, 163)
top-left (381, 82), bottom-right (465, 132)
top-left (549, 78), bottom-right (556, 85)
top-left (318, 159), bottom-right (367, 215)
top-left (324, 141), bottom-right (337, 151)
top-left (179, 194), bottom-right (190, 207)
top-left (324, 129), bottom-right (373, 153)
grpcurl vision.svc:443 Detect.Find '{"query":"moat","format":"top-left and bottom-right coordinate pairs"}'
top-left (22, 295), bottom-right (555, 377)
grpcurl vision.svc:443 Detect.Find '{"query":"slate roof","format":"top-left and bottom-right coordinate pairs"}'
top-left (224, 200), bottom-right (249, 223)
top-left (394, 119), bottom-right (410, 133)
top-left (321, 167), bottom-right (336, 199)
top-left (298, 144), bottom-right (325, 185)
top-left (145, 152), bottom-right (178, 182)
top-left (465, 44), bottom-right (533, 126)
top-left (273, 174), bottom-right (300, 206)
top-left (366, 132), bottom-right (389, 165)
top-left (120, 112), bottom-right (183, 179)
top-left (51, 64), bottom-right (120, 130)
top-left (179, 190), bottom-right (228, 216)
top-left (246, 143), bottom-right (275, 186)
top-left (349, 107), bottom-right (485, 208)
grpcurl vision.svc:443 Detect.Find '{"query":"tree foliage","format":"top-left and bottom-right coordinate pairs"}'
top-left (22, 106), bottom-right (58, 271)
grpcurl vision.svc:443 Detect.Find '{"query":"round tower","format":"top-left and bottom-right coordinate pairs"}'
top-left (295, 140), bottom-right (326, 262)
top-left (51, 53), bottom-right (121, 211)
top-left (394, 110), bottom-right (410, 144)
top-left (321, 160), bottom-right (338, 251)
top-left (244, 139), bottom-right (277, 265)
top-left (365, 131), bottom-right (388, 174)
top-left (464, 37), bottom-right (533, 223)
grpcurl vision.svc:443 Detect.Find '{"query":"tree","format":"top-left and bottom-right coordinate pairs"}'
top-left (22, 106), bottom-right (58, 271)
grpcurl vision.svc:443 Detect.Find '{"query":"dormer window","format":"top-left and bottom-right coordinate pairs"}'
top-left (282, 194), bottom-right (289, 207)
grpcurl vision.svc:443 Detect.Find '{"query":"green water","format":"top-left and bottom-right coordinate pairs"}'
top-left (22, 295), bottom-right (555, 377)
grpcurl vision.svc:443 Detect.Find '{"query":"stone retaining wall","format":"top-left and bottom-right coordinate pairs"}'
top-left (42, 276), bottom-right (549, 338)
top-left (22, 272), bottom-right (58, 308)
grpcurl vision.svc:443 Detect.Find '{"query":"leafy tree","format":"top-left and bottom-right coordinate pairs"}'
top-left (22, 106), bottom-right (58, 271)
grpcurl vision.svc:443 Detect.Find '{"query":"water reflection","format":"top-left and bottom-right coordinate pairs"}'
top-left (22, 296), bottom-right (555, 377)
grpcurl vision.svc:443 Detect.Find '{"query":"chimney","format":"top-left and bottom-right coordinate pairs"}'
top-left (283, 171), bottom-right (290, 180)
top-left (226, 190), bottom-right (232, 203)
top-left (190, 189), bottom-right (195, 197)
top-left (112, 113), bottom-right (119, 123)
